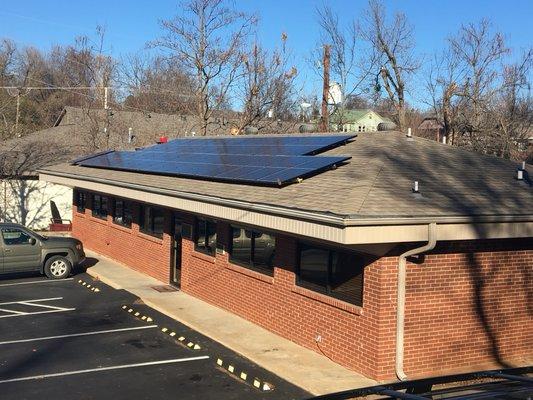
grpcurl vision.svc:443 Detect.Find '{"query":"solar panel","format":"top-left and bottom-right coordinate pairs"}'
top-left (137, 134), bottom-right (355, 156)
top-left (74, 135), bottom-right (354, 186)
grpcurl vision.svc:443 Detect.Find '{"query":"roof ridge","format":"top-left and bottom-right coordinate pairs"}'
top-left (355, 162), bottom-right (385, 214)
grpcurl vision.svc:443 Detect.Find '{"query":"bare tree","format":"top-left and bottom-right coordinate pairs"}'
top-left (425, 19), bottom-right (530, 159)
top-left (359, 0), bottom-right (419, 131)
top-left (153, 0), bottom-right (256, 135)
top-left (120, 53), bottom-right (196, 115)
top-left (313, 4), bottom-right (369, 128)
top-left (237, 33), bottom-right (298, 132)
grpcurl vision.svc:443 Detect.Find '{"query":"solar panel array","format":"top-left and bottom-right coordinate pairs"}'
top-left (74, 135), bottom-right (355, 186)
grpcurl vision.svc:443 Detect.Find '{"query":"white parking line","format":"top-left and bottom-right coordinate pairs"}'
top-left (0, 309), bottom-right (76, 319)
top-left (0, 278), bottom-right (74, 287)
top-left (0, 356), bottom-right (210, 384)
top-left (0, 325), bottom-right (159, 345)
top-left (0, 297), bottom-right (74, 319)
top-left (0, 297), bottom-right (63, 306)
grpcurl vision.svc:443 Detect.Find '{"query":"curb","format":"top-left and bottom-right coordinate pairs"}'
top-left (78, 279), bottom-right (101, 293)
top-left (216, 358), bottom-right (273, 392)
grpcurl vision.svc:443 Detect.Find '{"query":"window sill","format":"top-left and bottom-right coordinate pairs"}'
top-left (291, 285), bottom-right (363, 315)
top-left (137, 231), bottom-right (164, 244)
top-left (191, 250), bottom-right (216, 264)
top-left (110, 222), bottom-right (132, 233)
top-left (226, 262), bottom-right (274, 284)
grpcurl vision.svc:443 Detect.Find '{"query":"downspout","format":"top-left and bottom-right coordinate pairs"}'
top-left (395, 222), bottom-right (437, 381)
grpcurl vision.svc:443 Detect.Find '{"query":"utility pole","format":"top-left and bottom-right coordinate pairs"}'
top-left (319, 45), bottom-right (331, 132)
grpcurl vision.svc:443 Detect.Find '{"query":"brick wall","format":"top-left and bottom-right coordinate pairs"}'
top-left (72, 198), bottom-right (172, 283)
top-left (71, 192), bottom-right (532, 381)
top-left (180, 223), bottom-right (532, 381)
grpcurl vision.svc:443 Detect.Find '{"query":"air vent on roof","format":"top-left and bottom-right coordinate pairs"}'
top-left (517, 162), bottom-right (526, 180)
top-left (406, 128), bottom-right (414, 141)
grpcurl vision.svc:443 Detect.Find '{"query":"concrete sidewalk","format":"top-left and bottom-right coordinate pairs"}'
top-left (84, 250), bottom-right (376, 396)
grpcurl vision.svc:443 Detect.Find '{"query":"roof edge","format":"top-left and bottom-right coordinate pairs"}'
top-left (38, 168), bottom-right (533, 228)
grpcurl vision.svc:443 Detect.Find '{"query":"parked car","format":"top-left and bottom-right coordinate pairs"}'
top-left (0, 223), bottom-right (85, 279)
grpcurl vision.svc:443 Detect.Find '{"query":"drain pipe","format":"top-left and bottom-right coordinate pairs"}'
top-left (395, 222), bottom-right (437, 381)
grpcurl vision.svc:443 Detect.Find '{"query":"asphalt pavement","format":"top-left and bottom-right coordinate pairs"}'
top-left (0, 273), bottom-right (309, 400)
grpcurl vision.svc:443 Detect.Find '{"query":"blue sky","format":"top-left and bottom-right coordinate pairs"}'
top-left (1, 0), bottom-right (532, 108)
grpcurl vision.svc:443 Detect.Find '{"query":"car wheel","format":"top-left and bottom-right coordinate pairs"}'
top-left (44, 256), bottom-right (72, 279)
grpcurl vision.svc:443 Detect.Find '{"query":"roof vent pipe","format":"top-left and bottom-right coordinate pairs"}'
top-left (406, 128), bottom-right (412, 138)
top-left (521, 161), bottom-right (526, 170)
top-left (412, 181), bottom-right (419, 193)
top-left (128, 127), bottom-right (135, 144)
top-left (517, 169), bottom-right (524, 180)
top-left (442, 135), bottom-right (447, 144)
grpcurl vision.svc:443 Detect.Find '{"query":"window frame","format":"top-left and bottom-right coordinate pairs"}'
top-left (296, 242), bottom-right (364, 307)
top-left (112, 198), bottom-right (133, 228)
top-left (194, 217), bottom-right (217, 256)
top-left (229, 225), bottom-right (275, 276)
top-left (138, 204), bottom-right (164, 238)
top-left (91, 193), bottom-right (108, 220)
top-left (75, 190), bottom-right (87, 213)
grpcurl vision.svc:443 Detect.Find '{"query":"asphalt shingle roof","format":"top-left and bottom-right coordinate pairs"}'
top-left (40, 131), bottom-right (533, 220)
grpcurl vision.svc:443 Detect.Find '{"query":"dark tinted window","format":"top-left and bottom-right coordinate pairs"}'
top-left (1, 227), bottom-right (33, 245)
top-left (92, 194), bottom-right (108, 219)
top-left (299, 244), bottom-right (329, 293)
top-left (195, 218), bottom-right (217, 255)
top-left (330, 251), bottom-right (364, 306)
top-left (139, 205), bottom-right (164, 238)
top-left (75, 190), bottom-right (86, 213)
top-left (230, 226), bottom-right (275, 275)
top-left (113, 199), bottom-right (133, 228)
top-left (297, 243), bottom-right (364, 306)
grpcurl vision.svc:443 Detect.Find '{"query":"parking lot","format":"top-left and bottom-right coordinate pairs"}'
top-left (0, 273), bottom-right (308, 400)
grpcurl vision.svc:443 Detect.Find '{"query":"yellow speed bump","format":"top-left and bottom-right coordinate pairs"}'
top-left (78, 279), bottom-right (101, 293)
top-left (215, 358), bottom-right (273, 391)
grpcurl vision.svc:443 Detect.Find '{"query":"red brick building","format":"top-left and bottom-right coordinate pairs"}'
top-left (39, 132), bottom-right (533, 381)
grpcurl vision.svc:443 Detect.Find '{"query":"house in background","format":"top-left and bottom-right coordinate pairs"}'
top-left (417, 116), bottom-right (445, 142)
top-left (40, 131), bottom-right (532, 381)
top-left (330, 109), bottom-right (393, 132)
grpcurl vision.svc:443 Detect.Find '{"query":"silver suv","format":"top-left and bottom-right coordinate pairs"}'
top-left (0, 223), bottom-right (85, 279)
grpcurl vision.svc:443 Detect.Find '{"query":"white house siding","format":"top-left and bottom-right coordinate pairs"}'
top-left (0, 179), bottom-right (72, 230)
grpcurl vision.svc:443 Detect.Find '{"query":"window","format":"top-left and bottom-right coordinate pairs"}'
top-left (194, 218), bottom-right (217, 255)
top-left (75, 190), bottom-right (87, 213)
top-left (229, 226), bottom-right (275, 275)
top-left (92, 194), bottom-right (108, 219)
top-left (139, 205), bottom-right (164, 238)
top-left (113, 198), bottom-right (133, 228)
top-left (297, 243), bottom-right (364, 306)
top-left (1, 227), bottom-right (33, 245)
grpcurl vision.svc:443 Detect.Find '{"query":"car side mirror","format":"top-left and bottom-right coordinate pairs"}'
top-left (29, 237), bottom-right (37, 245)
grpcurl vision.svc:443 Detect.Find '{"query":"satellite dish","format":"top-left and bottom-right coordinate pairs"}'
top-left (328, 82), bottom-right (343, 105)
top-left (300, 102), bottom-right (312, 109)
